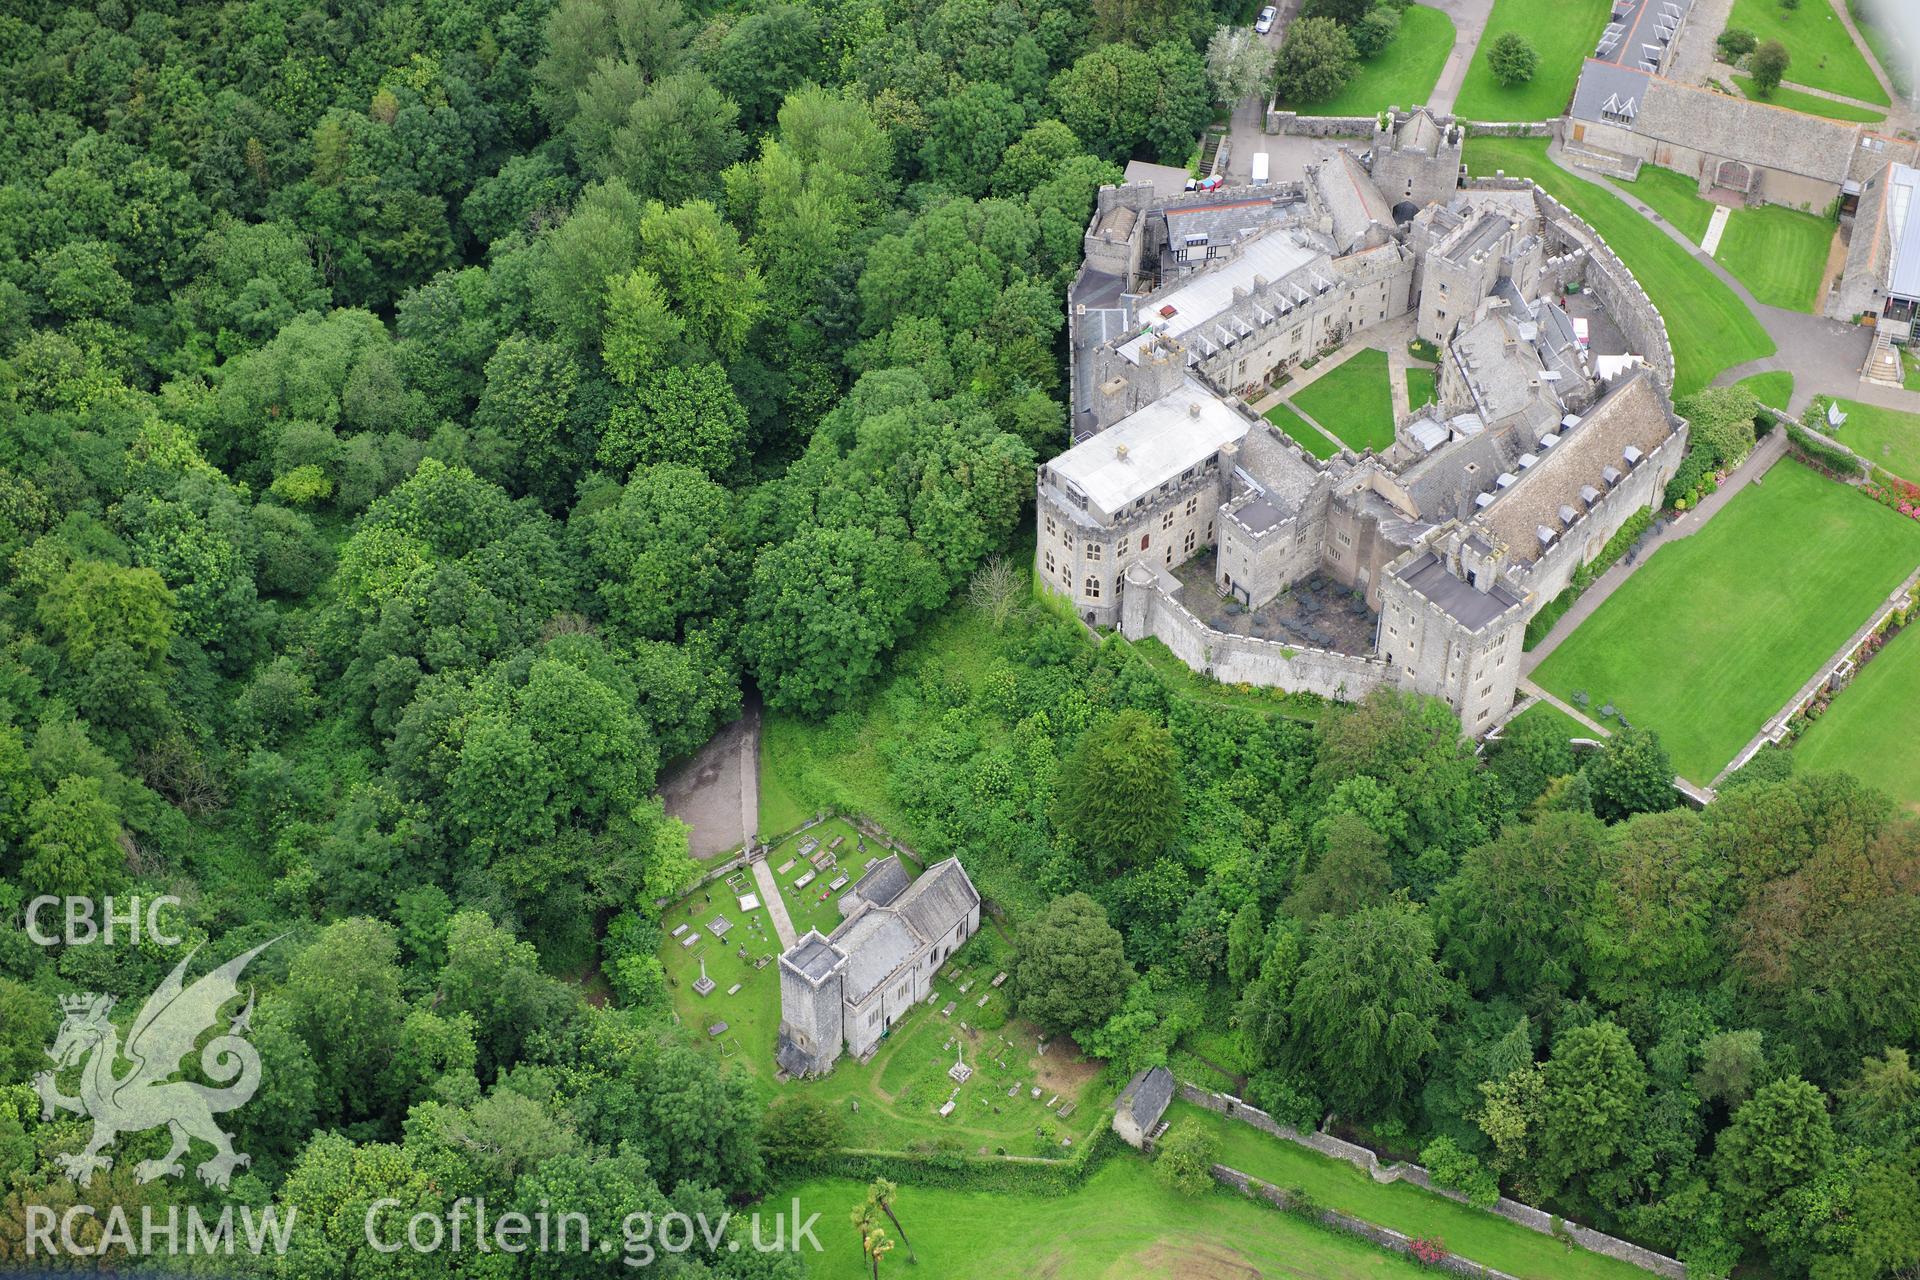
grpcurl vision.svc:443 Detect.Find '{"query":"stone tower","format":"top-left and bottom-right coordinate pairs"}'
top-left (1370, 106), bottom-right (1465, 213)
top-left (775, 931), bottom-right (846, 1077)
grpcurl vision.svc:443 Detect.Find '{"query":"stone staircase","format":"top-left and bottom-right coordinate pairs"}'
top-left (1866, 331), bottom-right (1904, 387)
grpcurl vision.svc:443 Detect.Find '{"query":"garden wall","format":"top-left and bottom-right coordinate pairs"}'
top-left (1118, 562), bottom-right (1392, 702)
top-left (1264, 108), bottom-right (1375, 137)
top-left (1179, 1084), bottom-right (1688, 1280)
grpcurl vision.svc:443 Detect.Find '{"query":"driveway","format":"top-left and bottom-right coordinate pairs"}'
top-left (1424, 0), bottom-right (1496, 115)
top-left (657, 701), bottom-right (761, 861)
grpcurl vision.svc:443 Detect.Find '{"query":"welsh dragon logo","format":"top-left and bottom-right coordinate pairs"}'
top-left (32, 939), bottom-right (277, 1190)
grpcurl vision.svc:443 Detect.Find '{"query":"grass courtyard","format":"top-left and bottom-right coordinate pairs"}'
top-left (1451, 0), bottom-right (1614, 122)
top-left (1622, 164), bottom-right (1716, 243)
top-left (1295, 4), bottom-right (1455, 117)
top-left (1405, 364), bottom-right (1436, 410)
top-left (1167, 1102), bottom-right (1659, 1280)
top-left (1265, 400), bottom-right (1341, 459)
top-left (1503, 697), bottom-right (1591, 742)
top-left (1726, 0), bottom-right (1890, 105)
top-left (1716, 204), bottom-right (1838, 312)
top-left (659, 816), bottom-right (1107, 1156)
top-left (1828, 397), bottom-right (1920, 481)
top-left (1533, 461), bottom-right (1920, 783)
top-left (1794, 620), bottom-right (1920, 809)
top-left (1736, 370), bottom-right (1795, 411)
top-left (782, 1160), bottom-right (1437, 1279)
top-left (1294, 347), bottom-right (1397, 453)
top-left (1733, 73), bottom-right (1886, 122)
top-left (1463, 138), bottom-right (1776, 396)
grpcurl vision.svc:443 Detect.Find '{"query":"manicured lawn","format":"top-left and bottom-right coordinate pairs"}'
top-left (1622, 164), bottom-right (1715, 243)
top-left (1736, 370), bottom-right (1795, 411)
top-left (1718, 205), bottom-right (1838, 312)
top-left (1297, 4), bottom-right (1456, 116)
top-left (1533, 461), bottom-right (1920, 782)
top-left (1463, 138), bottom-right (1777, 396)
top-left (781, 1161), bottom-right (1438, 1279)
top-left (1452, 0), bottom-right (1614, 121)
top-left (1503, 697), bottom-right (1592, 742)
top-left (1726, 0), bottom-right (1890, 104)
top-left (1830, 398), bottom-right (1920, 480)
top-left (1294, 347), bottom-right (1397, 452)
top-left (1266, 400), bottom-right (1341, 459)
top-left (1795, 621), bottom-right (1920, 809)
top-left (1405, 364), bottom-right (1437, 409)
top-left (1167, 1102), bottom-right (1661, 1280)
top-left (1732, 73), bottom-right (1886, 121)
top-left (1904, 348), bottom-right (1920, 392)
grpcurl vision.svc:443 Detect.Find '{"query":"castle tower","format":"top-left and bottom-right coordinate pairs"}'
top-left (1370, 106), bottom-right (1465, 214)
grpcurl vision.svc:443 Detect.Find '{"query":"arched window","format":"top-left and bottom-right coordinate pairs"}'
top-left (1084, 575), bottom-right (1102, 600)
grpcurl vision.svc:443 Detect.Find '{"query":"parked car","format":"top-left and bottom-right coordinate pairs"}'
top-left (1255, 5), bottom-right (1277, 33)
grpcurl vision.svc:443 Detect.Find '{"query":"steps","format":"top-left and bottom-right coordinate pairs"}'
top-left (1866, 332), bottom-right (1903, 387)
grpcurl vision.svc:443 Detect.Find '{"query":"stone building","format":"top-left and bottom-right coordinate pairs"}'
top-left (1831, 160), bottom-right (1920, 331)
top-left (775, 858), bottom-right (981, 1077)
top-left (1112, 1066), bottom-right (1175, 1149)
top-left (1370, 106), bottom-right (1464, 212)
top-left (1567, 60), bottom-right (1918, 211)
top-left (1045, 141), bottom-right (1688, 733)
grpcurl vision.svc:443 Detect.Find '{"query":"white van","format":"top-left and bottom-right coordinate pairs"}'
top-left (1250, 152), bottom-right (1270, 185)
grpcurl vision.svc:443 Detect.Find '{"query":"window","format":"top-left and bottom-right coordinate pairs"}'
top-left (1206, 521), bottom-right (1214, 541)
top-left (1185, 497), bottom-right (1198, 517)
top-left (1044, 550), bottom-right (1055, 574)
top-left (1084, 575), bottom-right (1102, 599)
top-left (1162, 510), bottom-right (1175, 530)
top-left (1337, 530), bottom-right (1354, 546)
top-left (1086, 542), bottom-right (1103, 562)
top-left (1183, 529), bottom-right (1196, 554)
top-left (1045, 515), bottom-right (1056, 536)
top-left (1140, 534), bottom-right (1150, 550)
top-left (1062, 533), bottom-right (1074, 552)
top-left (1165, 545), bottom-right (1173, 564)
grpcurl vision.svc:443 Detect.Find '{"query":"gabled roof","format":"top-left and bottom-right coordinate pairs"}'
top-left (892, 858), bottom-right (980, 944)
top-left (849, 854), bottom-right (910, 908)
top-left (1117, 1066), bottom-right (1176, 1132)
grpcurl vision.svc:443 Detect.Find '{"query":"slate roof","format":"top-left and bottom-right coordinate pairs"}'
top-left (1117, 1066), bottom-right (1176, 1133)
top-left (891, 858), bottom-right (980, 944)
top-left (783, 932), bottom-right (842, 984)
top-left (1391, 551), bottom-right (1522, 631)
top-left (1314, 149), bottom-right (1396, 252)
top-left (849, 854), bottom-right (910, 908)
top-left (832, 910), bottom-right (921, 1004)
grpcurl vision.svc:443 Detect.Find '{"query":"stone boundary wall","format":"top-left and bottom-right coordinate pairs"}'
top-left (1464, 177), bottom-right (1678, 392)
top-left (1179, 1085), bottom-right (1688, 1279)
top-left (1119, 562), bottom-right (1391, 702)
top-left (1211, 1164), bottom-right (1526, 1280)
top-left (1263, 110), bottom-right (1551, 140)
top-left (1462, 121), bottom-right (1554, 138)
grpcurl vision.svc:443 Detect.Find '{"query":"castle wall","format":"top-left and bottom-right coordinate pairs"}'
top-left (1037, 458), bottom-right (1227, 627)
top-left (1377, 567), bottom-right (1525, 735)
top-left (1217, 483), bottom-right (1330, 606)
top-left (1513, 420), bottom-right (1686, 607)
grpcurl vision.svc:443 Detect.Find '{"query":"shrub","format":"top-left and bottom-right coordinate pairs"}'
top-left (1152, 1119), bottom-right (1220, 1196)
top-left (1717, 26), bottom-right (1757, 61)
top-left (1420, 1136), bottom-right (1500, 1208)
top-left (1352, 5), bottom-right (1401, 58)
top-left (1488, 33), bottom-right (1538, 87)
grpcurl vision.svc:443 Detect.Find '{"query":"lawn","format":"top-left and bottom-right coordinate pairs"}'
top-left (1718, 204), bottom-right (1838, 311)
top-left (1296, 4), bottom-right (1456, 116)
top-left (1732, 73), bottom-right (1887, 121)
top-left (1736, 370), bottom-right (1795, 411)
top-left (781, 1160), bottom-right (1438, 1280)
top-left (1532, 461), bottom-right (1920, 782)
top-left (1621, 164), bottom-right (1715, 243)
top-left (1502, 697), bottom-right (1592, 742)
top-left (1293, 347), bottom-right (1397, 452)
top-left (1168, 1101), bottom-right (1661, 1280)
top-left (1266, 400), bottom-right (1341, 459)
top-left (1451, 0), bottom-right (1614, 121)
top-left (1830, 398), bottom-right (1920, 480)
top-left (1794, 620), bottom-right (1920, 809)
top-left (1905, 348), bottom-right (1920, 392)
top-left (1405, 364), bottom-right (1437, 409)
top-left (1463, 138), bottom-right (1777, 396)
top-left (1726, 0), bottom-right (1890, 105)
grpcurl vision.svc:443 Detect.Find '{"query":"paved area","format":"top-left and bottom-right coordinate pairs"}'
top-left (1700, 205), bottom-right (1730, 256)
top-left (1518, 679), bottom-right (1613, 737)
top-left (658, 701), bottom-right (761, 861)
top-left (1665, 0), bottom-right (1738, 87)
top-left (1424, 0), bottom-right (1496, 115)
top-left (750, 857), bottom-right (797, 949)
top-left (1523, 428), bottom-right (1789, 671)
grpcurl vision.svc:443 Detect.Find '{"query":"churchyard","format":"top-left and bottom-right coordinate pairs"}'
top-left (659, 815), bottom-right (1107, 1156)
top-left (1533, 461), bottom-right (1920, 783)
top-left (1793, 618), bottom-right (1920, 809)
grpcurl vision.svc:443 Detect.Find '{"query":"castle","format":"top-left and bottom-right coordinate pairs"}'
top-left (1045, 108), bottom-right (1688, 733)
top-left (775, 856), bottom-right (981, 1077)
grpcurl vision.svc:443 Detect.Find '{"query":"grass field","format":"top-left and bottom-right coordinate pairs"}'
top-left (1298, 4), bottom-right (1456, 116)
top-left (1169, 1102), bottom-right (1660, 1280)
top-left (1405, 364), bottom-right (1436, 409)
top-left (781, 1161), bottom-right (1437, 1279)
top-left (1533, 461), bottom-right (1920, 782)
top-left (1266, 400), bottom-right (1341, 459)
top-left (1726, 0), bottom-right (1890, 104)
top-left (1463, 138), bottom-right (1776, 396)
top-left (1622, 165), bottom-right (1716, 243)
top-left (1294, 347), bottom-right (1397, 452)
top-left (1732, 72), bottom-right (1886, 121)
top-left (1736, 370), bottom-right (1795, 411)
top-left (1794, 621), bottom-right (1920, 809)
top-left (1830, 398), bottom-right (1920, 480)
top-left (1718, 205), bottom-right (1838, 312)
top-left (1907, 349), bottom-right (1920, 392)
top-left (1452, 0), bottom-right (1614, 121)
